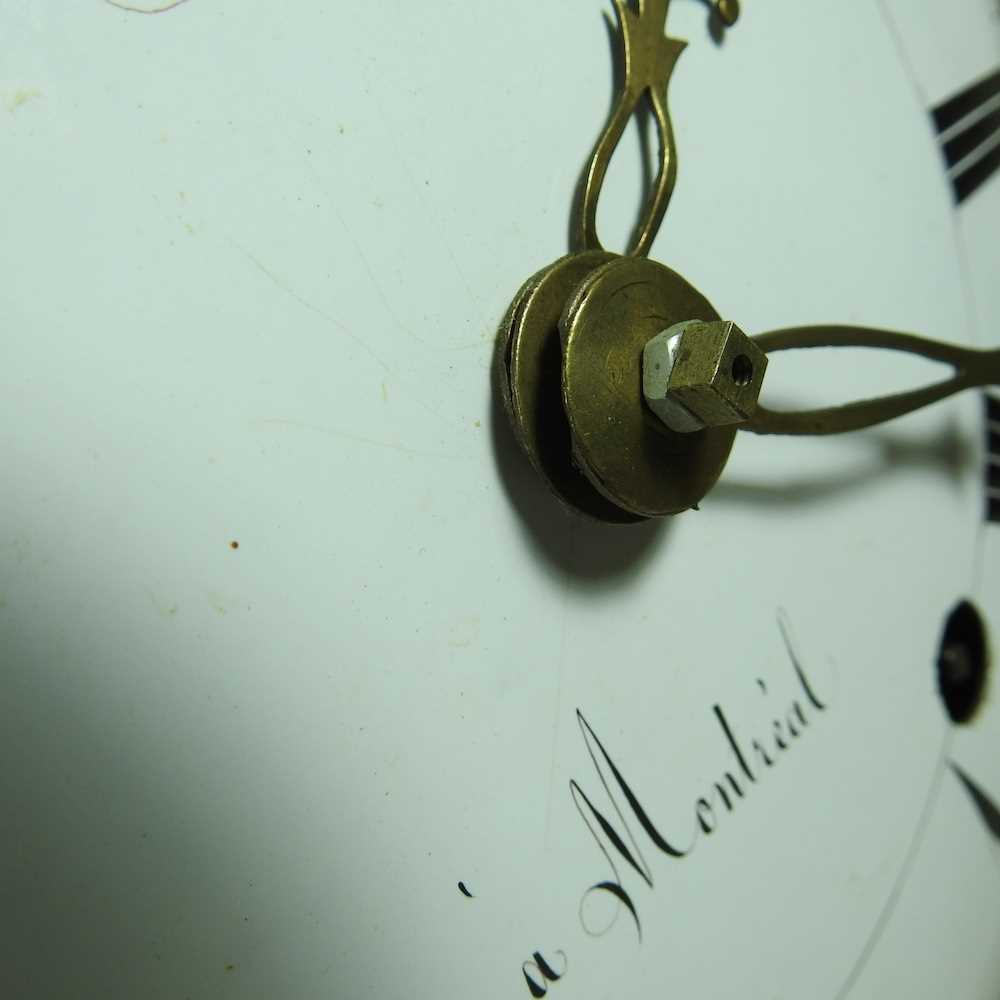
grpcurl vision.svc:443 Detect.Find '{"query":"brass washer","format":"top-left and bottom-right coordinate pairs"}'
top-left (497, 252), bottom-right (643, 523)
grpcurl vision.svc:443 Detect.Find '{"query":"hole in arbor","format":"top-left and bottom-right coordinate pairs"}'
top-left (731, 354), bottom-right (753, 386)
top-left (937, 599), bottom-right (989, 724)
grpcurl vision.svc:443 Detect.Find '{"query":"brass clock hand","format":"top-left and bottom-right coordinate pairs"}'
top-left (575, 0), bottom-right (738, 254)
top-left (746, 326), bottom-right (1000, 436)
top-left (574, 0), bottom-right (686, 257)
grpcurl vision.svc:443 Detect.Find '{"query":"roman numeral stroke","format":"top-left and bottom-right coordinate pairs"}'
top-left (986, 394), bottom-right (1000, 523)
top-left (931, 66), bottom-right (1000, 204)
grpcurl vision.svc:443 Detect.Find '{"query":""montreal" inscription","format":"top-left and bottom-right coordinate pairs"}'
top-left (522, 613), bottom-right (828, 997)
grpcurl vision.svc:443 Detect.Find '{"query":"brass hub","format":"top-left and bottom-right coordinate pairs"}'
top-left (496, 253), bottom-right (736, 522)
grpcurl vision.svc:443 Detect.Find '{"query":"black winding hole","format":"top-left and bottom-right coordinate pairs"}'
top-left (731, 354), bottom-right (753, 386)
top-left (937, 599), bottom-right (989, 724)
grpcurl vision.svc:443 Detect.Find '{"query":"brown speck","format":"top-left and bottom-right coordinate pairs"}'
top-left (225, 964), bottom-right (235, 973)
top-left (230, 540), bottom-right (239, 550)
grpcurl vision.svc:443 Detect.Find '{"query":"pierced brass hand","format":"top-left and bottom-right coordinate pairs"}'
top-left (746, 327), bottom-right (1000, 436)
top-left (575, 0), bottom-right (687, 257)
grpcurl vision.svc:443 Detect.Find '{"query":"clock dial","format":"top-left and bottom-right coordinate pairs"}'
top-left (0, 2), bottom-right (998, 999)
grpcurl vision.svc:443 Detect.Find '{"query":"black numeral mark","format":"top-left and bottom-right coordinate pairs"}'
top-left (986, 395), bottom-right (1000, 523)
top-left (931, 66), bottom-right (1000, 204)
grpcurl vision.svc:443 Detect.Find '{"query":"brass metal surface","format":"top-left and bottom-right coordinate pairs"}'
top-left (575, 0), bottom-right (687, 257)
top-left (498, 251), bottom-right (643, 522)
top-left (747, 326), bottom-right (1000, 435)
top-left (561, 256), bottom-right (736, 515)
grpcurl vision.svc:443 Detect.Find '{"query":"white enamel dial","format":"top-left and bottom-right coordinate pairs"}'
top-left (1, 2), bottom-right (998, 998)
